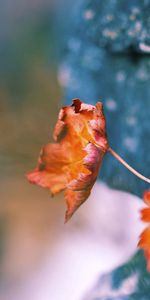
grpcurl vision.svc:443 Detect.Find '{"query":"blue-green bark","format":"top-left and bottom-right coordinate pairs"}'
top-left (62, 1), bottom-right (150, 298)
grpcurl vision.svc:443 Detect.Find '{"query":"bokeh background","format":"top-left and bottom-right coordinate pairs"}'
top-left (0, 1), bottom-right (149, 300)
top-left (0, 0), bottom-right (63, 298)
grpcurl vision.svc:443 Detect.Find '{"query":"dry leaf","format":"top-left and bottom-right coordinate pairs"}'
top-left (138, 190), bottom-right (150, 270)
top-left (27, 99), bottom-right (109, 221)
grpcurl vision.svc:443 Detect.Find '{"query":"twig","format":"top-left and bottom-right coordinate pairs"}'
top-left (108, 147), bottom-right (150, 184)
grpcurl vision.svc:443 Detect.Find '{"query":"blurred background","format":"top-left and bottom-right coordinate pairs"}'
top-left (0, 1), bottom-right (146, 300)
top-left (0, 0), bottom-right (64, 298)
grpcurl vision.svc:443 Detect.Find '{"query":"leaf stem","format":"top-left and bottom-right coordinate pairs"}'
top-left (108, 147), bottom-right (150, 184)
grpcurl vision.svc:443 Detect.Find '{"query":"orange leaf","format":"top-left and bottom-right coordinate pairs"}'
top-left (27, 99), bottom-right (109, 222)
top-left (138, 190), bottom-right (150, 270)
top-left (143, 190), bottom-right (150, 206)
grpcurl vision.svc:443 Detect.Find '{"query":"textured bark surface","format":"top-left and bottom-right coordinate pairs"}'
top-left (60, 1), bottom-right (150, 298)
